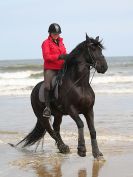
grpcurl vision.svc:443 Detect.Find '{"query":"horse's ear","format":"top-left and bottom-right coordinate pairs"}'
top-left (95, 36), bottom-right (99, 42)
top-left (86, 33), bottom-right (91, 43)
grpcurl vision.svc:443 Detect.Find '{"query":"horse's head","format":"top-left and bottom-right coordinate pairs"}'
top-left (85, 34), bottom-right (108, 74)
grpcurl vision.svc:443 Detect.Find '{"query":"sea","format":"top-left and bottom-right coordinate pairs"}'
top-left (0, 57), bottom-right (133, 96)
top-left (0, 57), bottom-right (133, 177)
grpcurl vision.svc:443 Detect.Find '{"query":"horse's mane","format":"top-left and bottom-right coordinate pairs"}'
top-left (90, 38), bottom-right (104, 49)
top-left (64, 37), bottom-right (104, 67)
top-left (64, 41), bottom-right (86, 66)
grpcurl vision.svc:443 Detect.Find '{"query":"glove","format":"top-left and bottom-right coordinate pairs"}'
top-left (58, 54), bottom-right (66, 60)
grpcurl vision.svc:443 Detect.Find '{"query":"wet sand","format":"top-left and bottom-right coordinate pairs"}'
top-left (0, 94), bottom-right (133, 177)
top-left (0, 142), bottom-right (133, 177)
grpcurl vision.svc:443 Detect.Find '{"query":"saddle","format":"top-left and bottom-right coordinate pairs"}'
top-left (39, 73), bottom-right (63, 103)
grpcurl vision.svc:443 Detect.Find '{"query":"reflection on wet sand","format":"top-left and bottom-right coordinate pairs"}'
top-left (78, 169), bottom-right (87, 177)
top-left (10, 151), bottom-right (64, 177)
top-left (78, 160), bottom-right (104, 177)
top-left (92, 160), bottom-right (105, 177)
top-left (10, 151), bottom-right (105, 177)
top-left (32, 156), bottom-right (62, 177)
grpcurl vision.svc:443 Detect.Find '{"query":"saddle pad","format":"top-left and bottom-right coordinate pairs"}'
top-left (39, 79), bottom-right (59, 103)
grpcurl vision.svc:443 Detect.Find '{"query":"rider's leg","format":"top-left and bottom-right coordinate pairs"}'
top-left (43, 69), bottom-right (58, 118)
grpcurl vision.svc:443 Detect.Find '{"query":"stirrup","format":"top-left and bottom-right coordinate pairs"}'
top-left (43, 107), bottom-right (51, 118)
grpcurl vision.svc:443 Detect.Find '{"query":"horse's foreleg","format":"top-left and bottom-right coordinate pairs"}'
top-left (84, 109), bottom-right (103, 159)
top-left (53, 113), bottom-right (70, 153)
top-left (69, 105), bottom-right (86, 157)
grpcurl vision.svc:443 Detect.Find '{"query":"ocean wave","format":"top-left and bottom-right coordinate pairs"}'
top-left (0, 64), bottom-right (42, 72)
top-left (30, 72), bottom-right (43, 78)
top-left (95, 88), bottom-right (133, 94)
top-left (0, 70), bottom-right (133, 83)
top-left (0, 60), bottom-right (133, 95)
top-left (108, 62), bottom-right (133, 68)
top-left (0, 71), bottom-right (43, 79)
top-left (0, 87), bottom-right (133, 96)
top-left (0, 88), bottom-right (32, 96)
top-left (0, 74), bottom-right (133, 95)
top-left (107, 56), bottom-right (133, 67)
top-left (92, 75), bottom-right (133, 84)
top-left (0, 78), bottom-right (42, 96)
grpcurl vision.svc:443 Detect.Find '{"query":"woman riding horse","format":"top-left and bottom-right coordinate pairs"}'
top-left (42, 23), bottom-right (67, 118)
top-left (10, 34), bottom-right (108, 160)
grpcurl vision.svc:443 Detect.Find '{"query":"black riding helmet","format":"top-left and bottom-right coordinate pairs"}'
top-left (48, 23), bottom-right (61, 34)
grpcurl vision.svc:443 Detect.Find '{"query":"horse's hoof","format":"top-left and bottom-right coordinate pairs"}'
top-left (58, 144), bottom-right (70, 153)
top-left (77, 146), bottom-right (86, 157)
top-left (78, 150), bottom-right (86, 157)
top-left (93, 151), bottom-right (104, 160)
top-left (94, 155), bottom-right (105, 161)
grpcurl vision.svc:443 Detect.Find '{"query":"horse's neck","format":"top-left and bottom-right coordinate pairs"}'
top-left (70, 62), bottom-right (90, 87)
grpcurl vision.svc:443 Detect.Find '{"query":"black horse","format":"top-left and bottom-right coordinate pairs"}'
top-left (12, 34), bottom-right (108, 159)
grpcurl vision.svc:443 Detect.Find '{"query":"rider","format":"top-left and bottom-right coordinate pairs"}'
top-left (41, 23), bottom-right (67, 118)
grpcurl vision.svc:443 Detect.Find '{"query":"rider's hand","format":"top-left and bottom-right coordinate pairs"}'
top-left (58, 54), bottom-right (66, 60)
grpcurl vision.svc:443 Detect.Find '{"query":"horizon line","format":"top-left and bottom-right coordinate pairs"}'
top-left (0, 55), bottom-right (133, 61)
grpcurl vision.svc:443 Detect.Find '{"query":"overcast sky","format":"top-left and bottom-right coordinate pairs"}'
top-left (0, 0), bottom-right (133, 60)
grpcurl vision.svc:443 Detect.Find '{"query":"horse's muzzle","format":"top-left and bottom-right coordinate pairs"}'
top-left (96, 58), bottom-right (108, 74)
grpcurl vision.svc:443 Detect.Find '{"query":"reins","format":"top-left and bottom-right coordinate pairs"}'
top-left (58, 46), bottom-right (97, 103)
top-left (59, 62), bottom-right (96, 104)
top-left (89, 67), bottom-right (96, 85)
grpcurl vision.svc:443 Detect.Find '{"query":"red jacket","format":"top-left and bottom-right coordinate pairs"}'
top-left (41, 36), bottom-right (66, 70)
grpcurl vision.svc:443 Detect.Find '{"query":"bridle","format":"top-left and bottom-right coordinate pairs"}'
top-left (58, 45), bottom-right (97, 103)
top-left (86, 46), bottom-right (98, 84)
top-left (86, 46), bottom-right (97, 69)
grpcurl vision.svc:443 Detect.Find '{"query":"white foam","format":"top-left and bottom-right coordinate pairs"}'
top-left (0, 78), bottom-right (42, 96)
top-left (0, 78), bottom-right (42, 87)
top-left (0, 71), bottom-right (41, 79)
top-left (95, 88), bottom-right (133, 94)
top-left (0, 70), bottom-right (133, 95)
top-left (92, 75), bottom-right (133, 84)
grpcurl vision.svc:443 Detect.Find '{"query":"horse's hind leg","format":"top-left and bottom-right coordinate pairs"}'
top-left (53, 112), bottom-right (70, 153)
top-left (69, 105), bottom-right (86, 157)
top-left (84, 109), bottom-right (103, 160)
top-left (44, 117), bottom-right (69, 154)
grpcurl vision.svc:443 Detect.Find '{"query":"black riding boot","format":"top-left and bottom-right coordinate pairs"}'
top-left (43, 89), bottom-right (51, 118)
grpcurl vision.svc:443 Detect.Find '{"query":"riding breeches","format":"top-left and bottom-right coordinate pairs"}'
top-left (44, 69), bottom-right (59, 107)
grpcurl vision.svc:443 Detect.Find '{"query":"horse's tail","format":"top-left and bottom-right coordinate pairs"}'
top-left (21, 81), bottom-right (46, 147)
top-left (9, 81), bottom-right (47, 148)
top-left (17, 120), bottom-right (46, 147)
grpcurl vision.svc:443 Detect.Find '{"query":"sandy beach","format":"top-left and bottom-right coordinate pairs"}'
top-left (0, 94), bottom-right (133, 177)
